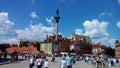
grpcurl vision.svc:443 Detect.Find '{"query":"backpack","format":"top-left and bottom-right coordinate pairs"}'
top-left (37, 60), bottom-right (41, 65)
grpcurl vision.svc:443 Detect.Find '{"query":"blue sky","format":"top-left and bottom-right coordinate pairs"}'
top-left (0, 0), bottom-right (120, 47)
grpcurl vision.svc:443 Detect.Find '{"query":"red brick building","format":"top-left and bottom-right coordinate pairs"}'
top-left (44, 34), bottom-right (70, 52)
top-left (18, 33), bottom-right (93, 55)
top-left (115, 40), bottom-right (120, 58)
top-left (42, 33), bottom-right (93, 55)
top-left (70, 33), bottom-right (92, 55)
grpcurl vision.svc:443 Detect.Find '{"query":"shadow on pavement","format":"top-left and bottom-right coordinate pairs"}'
top-left (0, 58), bottom-right (25, 65)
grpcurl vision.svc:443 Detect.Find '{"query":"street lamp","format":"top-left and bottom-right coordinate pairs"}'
top-left (54, 9), bottom-right (60, 53)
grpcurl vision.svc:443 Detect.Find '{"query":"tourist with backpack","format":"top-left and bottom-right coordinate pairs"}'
top-left (60, 57), bottom-right (67, 68)
top-left (36, 56), bottom-right (43, 68)
top-left (29, 56), bottom-right (35, 68)
top-left (44, 59), bottom-right (49, 68)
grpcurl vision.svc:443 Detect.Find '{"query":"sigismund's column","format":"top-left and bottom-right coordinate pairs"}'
top-left (54, 9), bottom-right (60, 53)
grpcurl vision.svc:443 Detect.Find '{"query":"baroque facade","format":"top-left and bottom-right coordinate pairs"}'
top-left (44, 34), bottom-right (70, 53)
top-left (70, 33), bottom-right (92, 55)
top-left (92, 42), bottom-right (105, 56)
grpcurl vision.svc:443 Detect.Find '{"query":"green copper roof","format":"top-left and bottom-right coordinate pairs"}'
top-left (84, 36), bottom-right (92, 43)
top-left (74, 34), bottom-right (92, 43)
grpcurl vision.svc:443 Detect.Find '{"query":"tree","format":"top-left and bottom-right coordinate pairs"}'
top-left (105, 47), bottom-right (115, 57)
top-left (19, 41), bottom-right (28, 47)
top-left (115, 40), bottom-right (119, 44)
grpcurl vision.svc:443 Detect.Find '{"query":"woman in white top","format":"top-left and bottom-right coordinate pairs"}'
top-left (29, 56), bottom-right (34, 68)
top-left (36, 56), bottom-right (42, 68)
top-left (60, 57), bottom-right (67, 68)
top-left (44, 59), bottom-right (49, 68)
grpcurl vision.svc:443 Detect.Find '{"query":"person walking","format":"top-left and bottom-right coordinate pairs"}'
top-left (66, 53), bottom-right (72, 68)
top-left (44, 59), bottom-right (49, 68)
top-left (29, 56), bottom-right (34, 68)
top-left (36, 56), bottom-right (43, 68)
top-left (51, 54), bottom-right (55, 62)
top-left (72, 55), bottom-right (76, 64)
top-left (60, 57), bottom-right (67, 68)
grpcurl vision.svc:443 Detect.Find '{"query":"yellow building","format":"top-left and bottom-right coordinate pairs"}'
top-left (40, 43), bottom-right (53, 54)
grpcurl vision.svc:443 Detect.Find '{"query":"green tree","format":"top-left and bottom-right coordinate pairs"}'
top-left (105, 47), bottom-right (115, 57)
top-left (19, 41), bottom-right (28, 47)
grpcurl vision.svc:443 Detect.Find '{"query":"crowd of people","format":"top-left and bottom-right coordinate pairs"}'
top-left (84, 55), bottom-right (120, 68)
top-left (28, 53), bottom-right (48, 68)
top-left (1, 51), bottom-right (120, 68)
top-left (27, 52), bottom-right (120, 68)
top-left (60, 54), bottom-right (120, 68)
top-left (28, 53), bottom-right (76, 68)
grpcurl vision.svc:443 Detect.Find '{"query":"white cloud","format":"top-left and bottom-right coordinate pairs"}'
top-left (30, 12), bottom-right (39, 19)
top-left (45, 16), bottom-right (55, 26)
top-left (16, 23), bottom-right (55, 41)
top-left (92, 37), bottom-right (116, 47)
top-left (0, 38), bottom-right (18, 44)
top-left (75, 19), bottom-right (109, 38)
top-left (118, 0), bottom-right (120, 4)
top-left (0, 12), bottom-right (17, 38)
top-left (83, 19), bottom-right (109, 38)
top-left (117, 21), bottom-right (120, 28)
top-left (108, 39), bottom-right (116, 47)
top-left (0, 12), bottom-right (55, 43)
top-left (100, 11), bottom-right (112, 16)
top-left (75, 19), bottom-right (116, 47)
top-left (75, 29), bottom-right (83, 35)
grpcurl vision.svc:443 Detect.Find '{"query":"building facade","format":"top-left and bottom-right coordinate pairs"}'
top-left (40, 42), bottom-right (53, 54)
top-left (92, 42), bottom-right (105, 56)
top-left (43, 34), bottom-right (70, 53)
top-left (115, 40), bottom-right (120, 58)
top-left (70, 33), bottom-right (92, 55)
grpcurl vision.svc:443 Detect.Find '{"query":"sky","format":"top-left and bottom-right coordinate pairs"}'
top-left (0, 0), bottom-right (120, 48)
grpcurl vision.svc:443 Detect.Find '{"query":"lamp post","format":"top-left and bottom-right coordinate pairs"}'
top-left (54, 9), bottom-right (60, 54)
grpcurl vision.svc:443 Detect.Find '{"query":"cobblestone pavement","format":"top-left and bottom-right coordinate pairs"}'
top-left (0, 57), bottom-right (120, 68)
